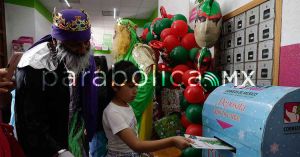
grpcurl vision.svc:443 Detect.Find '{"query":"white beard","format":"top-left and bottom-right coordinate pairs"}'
top-left (55, 43), bottom-right (90, 75)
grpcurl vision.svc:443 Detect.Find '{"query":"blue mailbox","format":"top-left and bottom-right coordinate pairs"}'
top-left (202, 84), bottom-right (300, 157)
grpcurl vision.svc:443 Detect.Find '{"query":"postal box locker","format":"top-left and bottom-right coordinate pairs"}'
top-left (258, 40), bottom-right (273, 61)
top-left (246, 6), bottom-right (259, 27)
top-left (259, 19), bottom-right (274, 41)
top-left (203, 84), bottom-right (300, 157)
top-left (246, 25), bottom-right (258, 45)
top-left (234, 47), bottom-right (245, 64)
top-left (257, 60), bottom-right (273, 79)
top-left (225, 33), bottom-right (235, 49)
top-left (235, 13), bottom-right (246, 31)
top-left (257, 79), bottom-right (272, 86)
top-left (245, 43), bottom-right (258, 62)
top-left (260, 0), bottom-right (275, 22)
top-left (225, 49), bottom-right (234, 64)
top-left (235, 30), bottom-right (245, 47)
top-left (224, 18), bottom-right (235, 35)
top-left (245, 62), bottom-right (257, 80)
top-left (234, 63), bottom-right (244, 80)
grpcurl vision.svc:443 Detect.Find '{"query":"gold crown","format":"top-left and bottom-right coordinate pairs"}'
top-left (53, 10), bottom-right (91, 32)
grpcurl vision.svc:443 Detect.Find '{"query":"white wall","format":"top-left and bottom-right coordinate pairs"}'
top-left (5, 3), bottom-right (51, 58)
top-left (158, 0), bottom-right (190, 18)
top-left (34, 9), bottom-right (51, 41)
top-left (5, 4), bottom-right (35, 57)
top-left (217, 0), bottom-right (251, 15)
top-left (281, 0), bottom-right (300, 46)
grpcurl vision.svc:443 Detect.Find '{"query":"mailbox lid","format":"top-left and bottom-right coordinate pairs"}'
top-left (202, 83), bottom-right (298, 150)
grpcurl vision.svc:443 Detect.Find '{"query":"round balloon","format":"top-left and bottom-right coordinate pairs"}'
top-left (171, 20), bottom-right (188, 37)
top-left (144, 22), bottom-right (151, 30)
top-left (153, 18), bottom-right (172, 37)
top-left (182, 147), bottom-right (202, 157)
top-left (185, 124), bottom-right (203, 136)
top-left (181, 113), bottom-right (192, 129)
top-left (171, 64), bottom-right (190, 86)
top-left (146, 32), bottom-right (155, 43)
top-left (181, 33), bottom-right (197, 50)
top-left (189, 48), bottom-right (200, 61)
top-left (184, 85), bottom-right (205, 104)
top-left (141, 28), bottom-right (149, 41)
top-left (188, 26), bottom-right (194, 33)
top-left (180, 94), bottom-right (190, 110)
top-left (163, 35), bottom-right (180, 53)
top-left (185, 104), bottom-right (203, 124)
top-left (160, 28), bottom-right (176, 41)
top-left (171, 14), bottom-right (187, 23)
top-left (182, 70), bottom-right (201, 87)
top-left (169, 46), bottom-right (189, 65)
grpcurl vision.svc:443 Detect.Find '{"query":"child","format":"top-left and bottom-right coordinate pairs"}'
top-left (102, 61), bottom-right (192, 157)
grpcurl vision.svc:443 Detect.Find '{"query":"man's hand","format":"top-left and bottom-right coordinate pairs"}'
top-left (0, 69), bottom-right (14, 93)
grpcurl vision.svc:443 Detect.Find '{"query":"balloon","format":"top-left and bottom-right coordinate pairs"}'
top-left (182, 70), bottom-right (201, 87)
top-left (182, 147), bottom-right (202, 157)
top-left (171, 14), bottom-right (187, 23)
top-left (167, 14), bottom-right (174, 19)
top-left (144, 22), bottom-right (151, 30)
top-left (171, 20), bottom-right (188, 37)
top-left (185, 104), bottom-right (203, 124)
top-left (185, 61), bottom-right (194, 69)
top-left (141, 28), bottom-right (149, 41)
top-left (160, 28), bottom-right (176, 41)
top-left (163, 35), bottom-right (180, 53)
top-left (181, 113), bottom-right (192, 128)
top-left (201, 71), bottom-right (221, 92)
top-left (181, 33), bottom-right (197, 50)
top-left (189, 48), bottom-right (200, 61)
top-left (146, 32), bottom-right (155, 43)
top-left (171, 64), bottom-right (190, 86)
top-left (188, 26), bottom-right (194, 33)
top-left (169, 46), bottom-right (189, 65)
top-left (195, 48), bottom-right (212, 74)
top-left (158, 63), bottom-right (172, 72)
top-left (153, 18), bottom-right (172, 37)
top-left (185, 124), bottom-right (203, 136)
top-left (180, 94), bottom-right (190, 110)
top-left (184, 85), bottom-right (205, 104)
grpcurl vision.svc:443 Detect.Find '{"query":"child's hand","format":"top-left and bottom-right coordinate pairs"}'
top-left (171, 136), bottom-right (193, 149)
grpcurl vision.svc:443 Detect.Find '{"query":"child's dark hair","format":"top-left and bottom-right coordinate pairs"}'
top-left (106, 61), bottom-right (141, 103)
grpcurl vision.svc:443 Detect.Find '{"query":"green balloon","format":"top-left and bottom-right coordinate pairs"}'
top-left (146, 32), bottom-right (154, 43)
top-left (201, 71), bottom-right (221, 92)
top-left (180, 94), bottom-right (190, 110)
top-left (172, 14), bottom-right (187, 23)
top-left (153, 18), bottom-right (172, 37)
top-left (185, 104), bottom-right (203, 124)
top-left (189, 48), bottom-right (200, 61)
top-left (144, 22), bottom-right (151, 29)
top-left (182, 147), bottom-right (202, 157)
top-left (188, 26), bottom-right (194, 33)
top-left (169, 46), bottom-right (188, 64)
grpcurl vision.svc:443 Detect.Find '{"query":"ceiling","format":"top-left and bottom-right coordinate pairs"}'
top-left (39, 0), bottom-right (157, 27)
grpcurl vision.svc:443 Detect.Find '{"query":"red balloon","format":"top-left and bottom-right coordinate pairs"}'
top-left (141, 28), bottom-right (149, 41)
top-left (171, 64), bottom-right (190, 86)
top-left (186, 61), bottom-right (194, 69)
top-left (182, 70), bottom-right (201, 87)
top-left (181, 113), bottom-right (192, 129)
top-left (160, 28), bottom-right (176, 41)
top-left (167, 14), bottom-right (174, 19)
top-left (185, 124), bottom-right (203, 136)
top-left (184, 85), bottom-right (205, 104)
top-left (158, 63), bottom-right (172, 72)
top-left (181, 33), bottom-right (197, 50)
top-left (163, 35), bottom-right (180, 53)
top-left (171, 20), bottom-right (188, 37)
